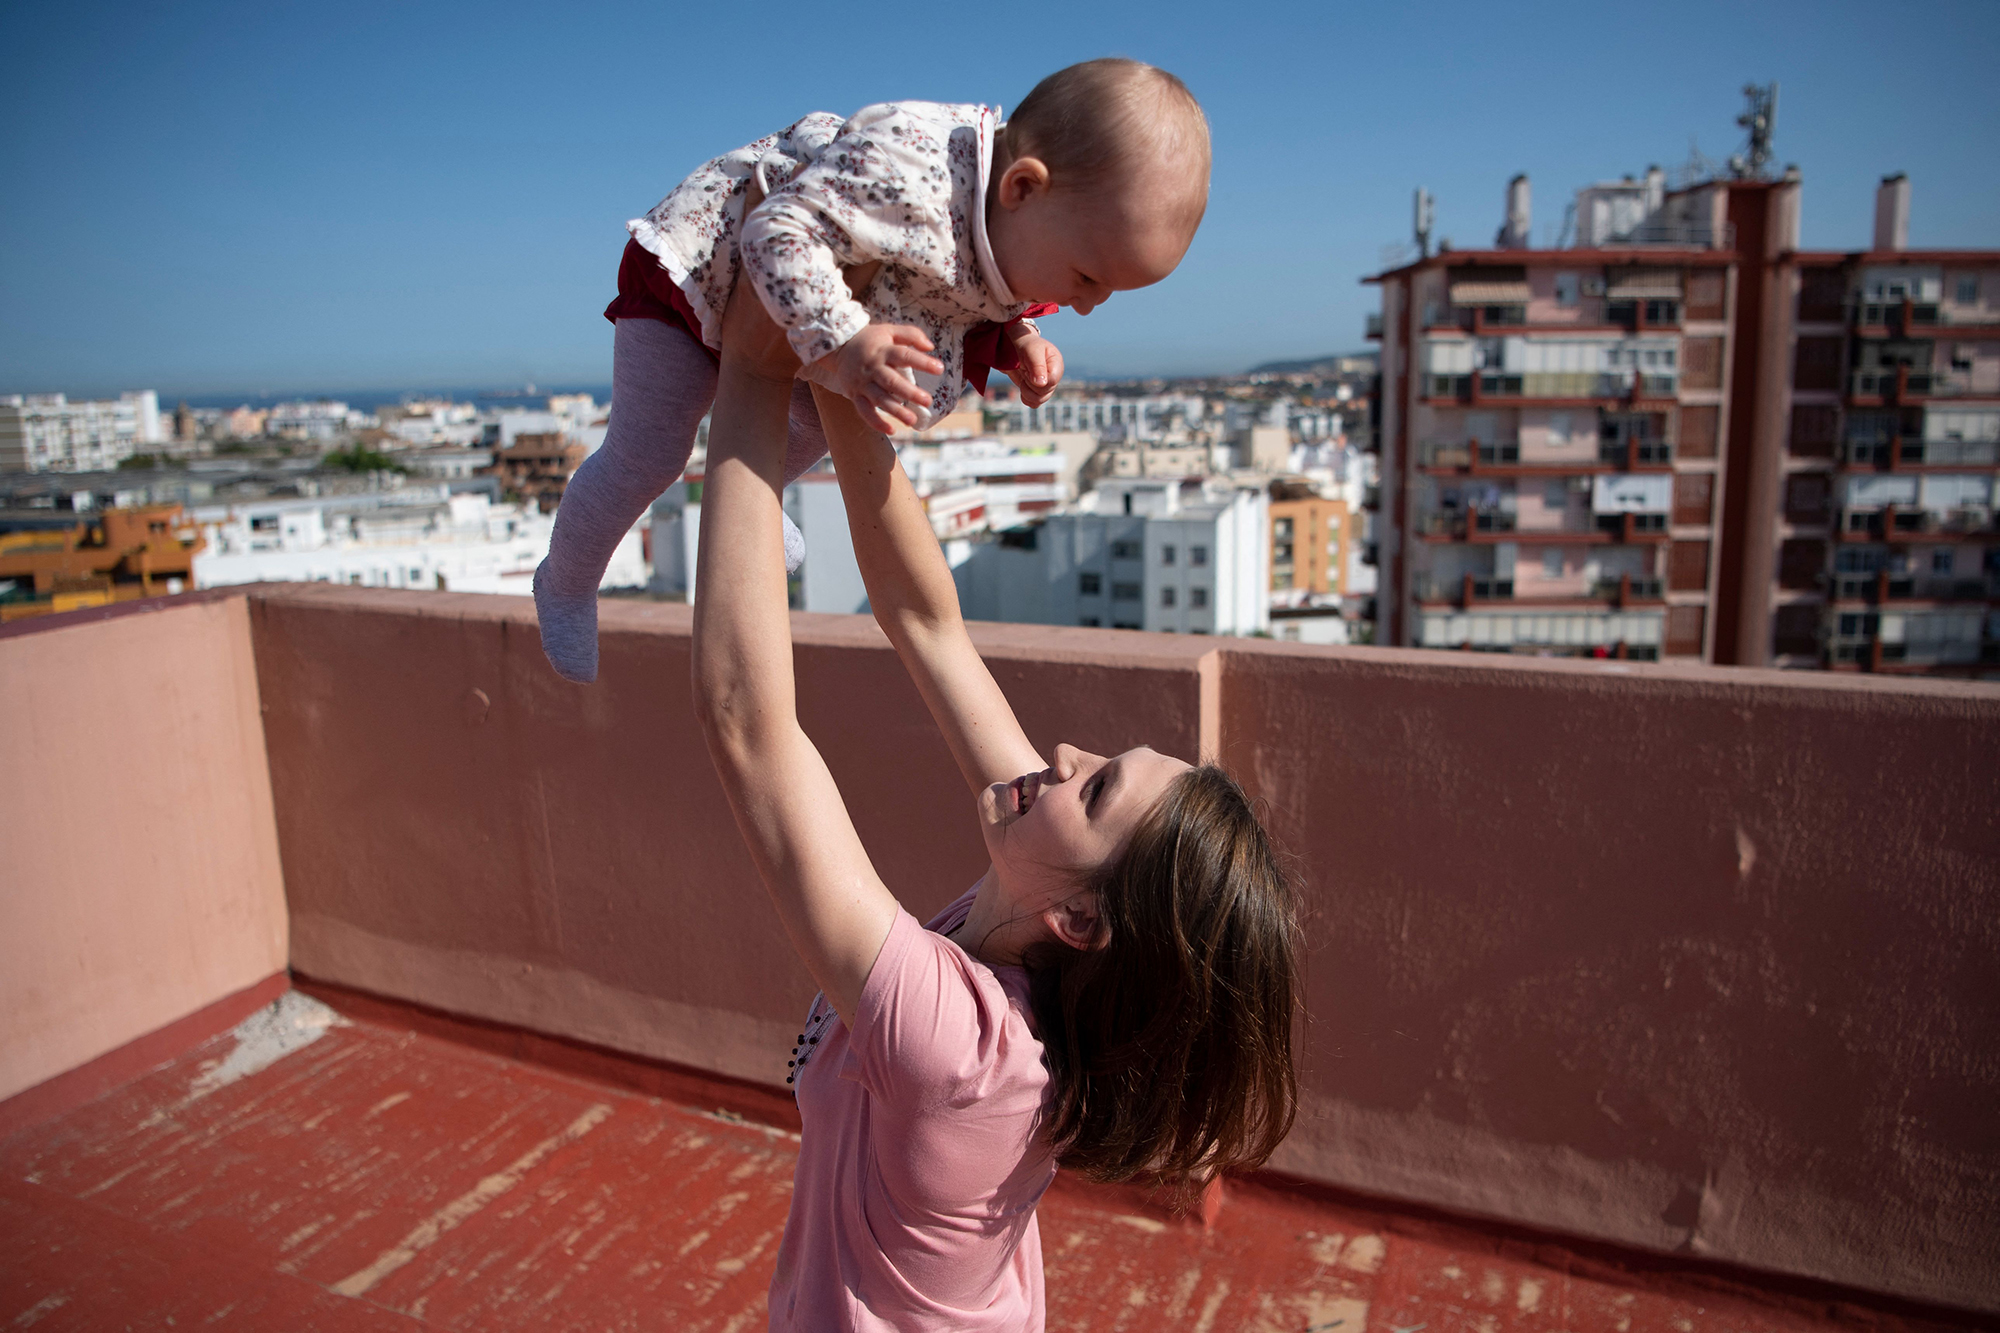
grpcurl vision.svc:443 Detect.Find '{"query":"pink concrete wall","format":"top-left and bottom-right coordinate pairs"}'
top-left (0, 597), bottom-right (289, 1103)
top-left (248, 587), bottom-right (1212, 1091)
top-left (1216, 641), bottom-right (2000, 1312)
top-left (223, 586), bottom-right (2000, 1310)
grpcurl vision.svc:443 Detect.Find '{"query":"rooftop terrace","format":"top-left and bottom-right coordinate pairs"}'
top-left (2, 587), bottom-right (1995, 1328)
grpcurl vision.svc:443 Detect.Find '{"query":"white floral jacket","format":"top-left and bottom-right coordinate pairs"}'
top-left (627, 102), bottom-right (1036, 427)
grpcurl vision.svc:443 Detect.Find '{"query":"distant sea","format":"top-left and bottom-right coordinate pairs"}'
top-left (165, 384), bottom-right (615, 414)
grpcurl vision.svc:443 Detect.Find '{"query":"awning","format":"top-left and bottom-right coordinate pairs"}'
top-left (1606, 268), bottom-right (1684, 299)
top-left (1449, 280), bottom-right (1531, 305)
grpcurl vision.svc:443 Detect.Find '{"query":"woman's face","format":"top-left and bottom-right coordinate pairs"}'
top-left (978, 743), bottom-right (1191, 903)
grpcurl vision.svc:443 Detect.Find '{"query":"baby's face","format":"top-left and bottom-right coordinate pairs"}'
top-left (987, 158), bottom-right (1202, 315)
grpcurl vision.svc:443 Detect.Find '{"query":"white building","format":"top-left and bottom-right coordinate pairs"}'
top-left (955, 477), bottom-right (1269, 636)
top-left (0, 391), bottom-right (162, 472)
top-left (267, 401), bottom-right (372, 441)
top-left (191, 488), bottom-right (646, 595)
top-left (992, 393), bottom-right (1206, 442)
top-left (901, 437), bottom-right (1068, 532)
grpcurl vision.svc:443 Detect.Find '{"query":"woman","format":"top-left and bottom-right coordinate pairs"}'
top-left (690, 265), bottom-right (1300, 1330)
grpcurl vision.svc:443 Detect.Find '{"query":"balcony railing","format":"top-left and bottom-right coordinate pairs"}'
top-left (1841, 437), bottom-right (1999, 468)
top-left (1606, 299), bottom-right (1683, 329)
top-left (1598, 439), bottom-right (1674, 467)
top-left (1835, 572), bottom-right (1999, 602)
top-left (1591, 575), bottom-right (1665, 602)
top-left (1417, 440), bottom-right (1527, 468)
top-left (1597, 512), bottom-right (1669, 539)
top-left (1428, 373), bottom-right (1677, 401)
top-left (1416, 575), bottom-right (1513, 602)
top-left (1841, 506), bottom-right (1997, 538)
top-left (1849, 369), bottom-right (1974, 400)
top-left (1854, 302), bottom-right (1944, 328)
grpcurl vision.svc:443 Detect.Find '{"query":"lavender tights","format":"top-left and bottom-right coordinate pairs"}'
top-left (534, 317), bottom-right (828, 682)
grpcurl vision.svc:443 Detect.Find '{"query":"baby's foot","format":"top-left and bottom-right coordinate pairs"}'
top-left (782, 512), bottom-right (806, 575)
top-left (533, 559), bottom-right (599, 683)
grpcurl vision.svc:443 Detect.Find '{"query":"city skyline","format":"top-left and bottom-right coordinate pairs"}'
top-left (3, 0), bottom-right (1997, 396)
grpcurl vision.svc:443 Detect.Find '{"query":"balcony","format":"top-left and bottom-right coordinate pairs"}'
top-left (1591, 574), bottom-right (1666, 603)
top-left (3, 588), bottom-right (1998, 1325)
top-left (1595, 511), bottom-right (1670, 542)
top-left (1835, 571), bottom-right (1999, 603)
top-left (1365, 311), bottom-right (1384, 339)
top-left (1842, 437), bottom-right (2000, 468)
top-left (1597, 438), bottom-right (1675, 468)
top-left (1854, 301), bottom-right (1956, 330)
top-left (1840, 505), bottom-right (1999, 541)
top-left (1849, 368), bottom-right (1976, 401)
top-left (1427, 372), bottom-right (1680, 404)
top-left (1417, 439), bottom-right (1522, 469)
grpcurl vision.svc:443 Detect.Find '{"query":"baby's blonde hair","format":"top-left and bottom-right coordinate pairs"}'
top-left (1004, 58), bottom-right (1210, 219)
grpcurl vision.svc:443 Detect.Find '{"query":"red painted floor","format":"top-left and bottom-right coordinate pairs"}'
top-left (0, 993), bottom-right (1971, 1332)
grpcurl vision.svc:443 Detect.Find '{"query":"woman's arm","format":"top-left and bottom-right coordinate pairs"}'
top-left (808, 386), bottom-right (1047, 798)
top-left (691, 282), bottom-right (900, 1025)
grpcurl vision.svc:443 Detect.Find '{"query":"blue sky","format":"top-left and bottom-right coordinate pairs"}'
top-left (3, 0), bottom-right (1996, 397)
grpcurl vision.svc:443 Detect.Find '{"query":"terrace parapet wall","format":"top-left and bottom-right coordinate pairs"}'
top-left (3, 586), bottom-right (1996, 1313)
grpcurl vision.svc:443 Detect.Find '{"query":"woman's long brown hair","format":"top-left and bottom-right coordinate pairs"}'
top-left (1026, 764), bottom-right (1299, 1193)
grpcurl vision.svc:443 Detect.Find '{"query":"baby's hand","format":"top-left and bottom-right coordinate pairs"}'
top-left (1006, 330), bottom-right (1065, 409)
top-left (807, 324), bottom-right (943, 435)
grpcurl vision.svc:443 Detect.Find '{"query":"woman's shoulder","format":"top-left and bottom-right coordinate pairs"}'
top-left (850, 900), bottom-right (1045, 1114)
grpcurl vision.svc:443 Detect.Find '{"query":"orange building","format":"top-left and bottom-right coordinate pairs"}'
top-left (0, 505), bottom-right (204, 621)
top-left (1269, 481), bottom-right (1350, 595)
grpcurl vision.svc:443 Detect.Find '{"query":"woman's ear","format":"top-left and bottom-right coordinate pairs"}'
top-left (997, 156), bottom-right (1050, 211)
top-left (1043, 893), bottom-right (1108, 952)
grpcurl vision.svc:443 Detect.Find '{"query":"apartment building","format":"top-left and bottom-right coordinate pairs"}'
top-left (1370, 157), bottom-right (1997, 675)
top-left (0, 392), bottom-right (163, 472)
top-left (1765, 176), bottom-right (1999, 675)
top-left (1369, 172), bottom-right (1747, 660)
top-left (1270, 481), bottom-right (1350, 597)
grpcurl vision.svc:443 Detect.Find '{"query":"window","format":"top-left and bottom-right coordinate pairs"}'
top-left (1645, 299), bottom-right (1680, 324)
top-left (1190, 587), bottom-right (1209, 608)
top-left (1274, 518), bottom-right (1293, 538)
top-left (1954, 276), bottom-right (1980, 305)
top-left (1078, 616), bottom-right (1101, 627)
top-left (1161, 586), bottom-right (1177, 607)
top-left (1554, 272), bottom-right (1579, 307)
top-left (1113, 620), bottom-right (1142, 630)
top-left (1112, 581), bottom-right (1142, 600)
top-left (1190, 545), bottom-right (1209, 567)
top-left (1110, 540), bottom-right (1142, 559)
top-left (1543, 548), bottom-right (1563, 578)
top-left (1933, 549), bottom-right (1954, 574)
top-left (1544, 480), bottom-right (1567, 509)
top-left (1078, 572), bottom-right (1102, 595)
top-left (1161, 543), bottom-right (1176, 565)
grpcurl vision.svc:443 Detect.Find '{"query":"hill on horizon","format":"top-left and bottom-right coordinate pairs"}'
top-left (1246, 351), bottom-right (1378, 377)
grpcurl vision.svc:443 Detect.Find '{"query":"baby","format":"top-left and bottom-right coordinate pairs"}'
top-left (534, 57), bottom-right (1211, 682)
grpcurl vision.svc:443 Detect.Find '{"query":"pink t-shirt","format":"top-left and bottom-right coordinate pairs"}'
top-left (769, 887), bottom-right (1057, 1331)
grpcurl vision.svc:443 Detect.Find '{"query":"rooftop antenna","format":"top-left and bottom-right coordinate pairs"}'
top-left (1413, 187), bottom-right (1434, 259)
top-left (1731, 82), bottom-right (1778, 180)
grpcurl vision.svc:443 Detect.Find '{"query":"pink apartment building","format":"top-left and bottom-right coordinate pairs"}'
top-left (1367, 171), bottom-right (2000, 676)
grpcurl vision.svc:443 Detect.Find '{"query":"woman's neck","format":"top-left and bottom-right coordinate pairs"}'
top-left (950, 867), bottom-right (1035, 968)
